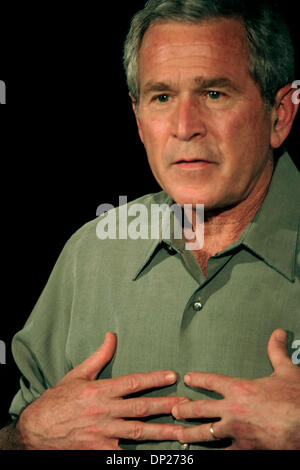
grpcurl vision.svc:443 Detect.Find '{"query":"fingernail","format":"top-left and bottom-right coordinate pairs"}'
top-left (172, 405), bottom-right (179, 418)
top-left (276, 329), bottom-right (286, 341)
top-left (165, 372), bottom-right (177, 383)
top-left (184, 374), bottom-right (191, 384)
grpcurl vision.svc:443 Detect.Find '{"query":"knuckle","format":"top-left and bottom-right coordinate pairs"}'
top-left (132, 399), bottom-right (149, 417)
top-left (130, 422), bottom-right (144, 441)
top-left (126, 375), bottom-right (140, 393)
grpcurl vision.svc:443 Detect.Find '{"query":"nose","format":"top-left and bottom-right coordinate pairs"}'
top-left (172, 95), bottom-right (207, 142)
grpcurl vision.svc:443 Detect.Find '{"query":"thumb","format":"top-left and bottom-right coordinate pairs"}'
top-left (268, 328), bottom-right (291, 373)
top-left (62, 332), bottom-right (117, 383)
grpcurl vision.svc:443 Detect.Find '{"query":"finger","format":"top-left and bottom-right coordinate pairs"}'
top-left (107, 420), bottom-right (184, 442)
top-left (100, 370), bottom-right (178, 398)
top-left (94, 438), bottom-right (123, 451)
top-left (184, 372), bottom-right (233, 397)
top-left (109, 396), bottom-right (190, 418)
top-left (267, 329), bottom-right (292, 373)
top-left (176, 421), bottom-right (226, 444)
top-left (172, 399), bottom-right (223, 420)
top-left (62, 332), bottom-right (117, 382)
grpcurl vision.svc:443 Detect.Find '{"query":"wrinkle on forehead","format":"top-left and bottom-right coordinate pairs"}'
top-left (140, 19), bottom-right (249, 65)
top-left (143, 18), bottom-right (247, 46)
top-left (139, 19), bottom-right (250, 87)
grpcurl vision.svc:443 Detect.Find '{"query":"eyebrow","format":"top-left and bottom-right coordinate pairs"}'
top-left (194, 76), bottom-right (240, 91)
top-left (142, 76), bottom-right (241, 95)
top-left (142, 81), bottom-right (174, 95)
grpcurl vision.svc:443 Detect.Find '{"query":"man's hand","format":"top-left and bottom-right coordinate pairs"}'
top-left (17, 332), bottom-right (186, 450)
top-left (172, 329), bottom-right (300, 450)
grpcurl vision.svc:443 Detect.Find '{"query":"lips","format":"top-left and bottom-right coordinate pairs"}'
top-left (173, 159), bottom-right (214, 169)
top-left (175, 159), bottom-right (210, 164)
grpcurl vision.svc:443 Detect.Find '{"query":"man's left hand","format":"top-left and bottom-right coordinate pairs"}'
top-left (172, 329), bottom-right (300, 449)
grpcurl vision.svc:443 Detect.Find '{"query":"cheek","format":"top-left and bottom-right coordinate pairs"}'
top-left (217, 107), bottom-right (271, 170)
top-left (140, 117), bottom-right (169, 167)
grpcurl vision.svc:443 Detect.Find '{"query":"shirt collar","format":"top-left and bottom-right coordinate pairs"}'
top-left (132, 151), bottom-right (299, 282)
top-left (131, 192), bottom-right (180, 280)
top-left (240, 151), bottom-right (300, 282)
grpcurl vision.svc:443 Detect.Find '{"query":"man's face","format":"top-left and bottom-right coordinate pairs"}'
top-left (134, 19), bottom-right (275, 209)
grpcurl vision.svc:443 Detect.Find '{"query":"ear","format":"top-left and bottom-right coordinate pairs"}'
top-left (129, 93), bottom-right (145, 144)
top-left (270, 83), bottom-right (299, 149)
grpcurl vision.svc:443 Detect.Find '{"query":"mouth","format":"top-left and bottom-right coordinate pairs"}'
top-left (173, 159), bottom-right (215, 169)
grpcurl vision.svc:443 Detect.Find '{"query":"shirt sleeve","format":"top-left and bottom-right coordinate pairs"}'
top-left (9, 234), bottom-right (77, 420)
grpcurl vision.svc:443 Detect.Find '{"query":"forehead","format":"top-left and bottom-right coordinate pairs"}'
top-left (138, 19), bottom-right (250, 86)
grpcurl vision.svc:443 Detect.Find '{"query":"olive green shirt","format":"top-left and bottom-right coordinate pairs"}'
top-left (9, 151), bottom-right (300, 450)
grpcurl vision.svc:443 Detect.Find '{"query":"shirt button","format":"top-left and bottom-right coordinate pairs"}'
top-left (193, 301), bottom-right (203, 311)
top-left (180, 443), bottom-right (190, 450)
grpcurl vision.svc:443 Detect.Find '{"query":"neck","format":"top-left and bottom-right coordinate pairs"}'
top-left (188, 156), bottom-right (274, 275)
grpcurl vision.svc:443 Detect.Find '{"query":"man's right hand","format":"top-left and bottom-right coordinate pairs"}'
top-left (17, 332), bottom-right (186, 450)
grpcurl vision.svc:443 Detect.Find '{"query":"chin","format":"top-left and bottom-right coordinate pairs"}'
top-left (168, 188), bottom-right (216, 209)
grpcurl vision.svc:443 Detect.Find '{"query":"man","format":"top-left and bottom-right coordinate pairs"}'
top-left (0, 0), bottom-right (299, 450)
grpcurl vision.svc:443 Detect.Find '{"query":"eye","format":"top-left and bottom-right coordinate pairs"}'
top-left (207, 90), bottom-right (224, 100)
top-left (156, 94), bottom-right (170, 103)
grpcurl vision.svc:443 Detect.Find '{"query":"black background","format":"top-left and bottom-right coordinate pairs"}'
top-left (0, 1), bottom-right (299, 427)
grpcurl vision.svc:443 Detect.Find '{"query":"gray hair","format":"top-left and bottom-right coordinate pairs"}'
top-left (123, 0), bottom-right (295, 110)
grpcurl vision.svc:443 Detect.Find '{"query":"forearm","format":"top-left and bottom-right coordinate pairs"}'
top-left (0, 421), bottom-right (26, 450)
